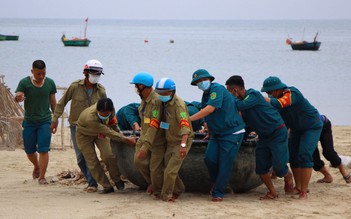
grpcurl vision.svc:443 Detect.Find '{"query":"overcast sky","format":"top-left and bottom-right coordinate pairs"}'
top-left (1, 0), bottom-right (350, 20)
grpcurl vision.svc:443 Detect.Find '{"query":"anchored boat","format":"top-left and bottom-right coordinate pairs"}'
top-left (0, 34), bottom-right (19, 41)
top-left (61, 18), bottom-right (91, 47)
top-left (286, 32), bottom-right (321, 51)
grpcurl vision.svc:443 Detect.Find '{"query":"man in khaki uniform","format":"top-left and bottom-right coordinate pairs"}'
top-left (155, 77), bottom-right (194, 202)
top-left (76, 98), bottom-right (136, 193)
top-left (130, 72), bottom-right (165, 198)
top-left (51, 59), bottom-right (106, 192)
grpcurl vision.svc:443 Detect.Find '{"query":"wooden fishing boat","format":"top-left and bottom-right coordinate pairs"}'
top-left (0, 34), bottom-right (19, 41)
top-left (286, 32), bottom-right (321, 51)
top-left (111, 131), bottom-right (262, 193)
top-left (61, 18), bottom-right (91, 47)
top-left (61, 34), bottom-right (91, 47)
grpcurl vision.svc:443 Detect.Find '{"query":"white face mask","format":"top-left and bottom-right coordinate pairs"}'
top-left (88, 74), bottom-right (101, 84)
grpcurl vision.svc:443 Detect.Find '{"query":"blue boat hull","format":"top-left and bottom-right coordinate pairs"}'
top-left (291, 41), bottom-right (321, 51)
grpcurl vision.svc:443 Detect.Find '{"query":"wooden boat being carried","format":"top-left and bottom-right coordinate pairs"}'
top-left (286, 32), bottom-right (321, 51)
top-left (61, 18), bottom-right (91, 47)
top-left (111, 131), bottom-right (262, 193)
top-left (0, 34), bottom-right (19, 41)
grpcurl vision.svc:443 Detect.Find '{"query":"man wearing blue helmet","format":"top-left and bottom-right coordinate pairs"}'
top-left (130, 72), bottom-right (165, 198)
top-left (189, 69), bottom-right (245, 202)
top-left (154, 77), bottom-right (194, 202)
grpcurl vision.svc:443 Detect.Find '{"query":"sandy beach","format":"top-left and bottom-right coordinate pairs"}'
top-left (1, 126), bottom-right (351, 219)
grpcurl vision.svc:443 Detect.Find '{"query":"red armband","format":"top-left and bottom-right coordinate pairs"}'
top-left (108, 116), bottom-right (117, 126)
top-left (179, 119), bottom-right (191, 128)
top-left (278, 90), bottom-right (292, 108)
top-left (150, 118), bottom-right (160, 129)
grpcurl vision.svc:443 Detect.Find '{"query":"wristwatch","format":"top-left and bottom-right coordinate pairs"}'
top-left (180, 143), bottom-right (186, 148)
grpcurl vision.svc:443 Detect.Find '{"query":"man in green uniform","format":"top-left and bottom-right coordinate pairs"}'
top-left (15, 60), bottom-right (57, 185)
top-left (190, 69), bottom-right (245, 202)
top-left (261, 76), bottom-right (323, 199)
top-left (51, 59), bottom-right (107, 192)
top-left (116, 103), bottom-right (141, 132)
top-left (76, 98), bottom-right (136, 193)
top-left (130, 72), bottom-right (165, 198)
top-left (225, 75), bottom-right (293, 200)
top-left (185, 101), bottom-right (205, 132)
top-left (155, 77), bottom-right (194, 202)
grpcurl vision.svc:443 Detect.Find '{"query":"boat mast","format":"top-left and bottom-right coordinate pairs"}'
top-left (314, 32), bottom-right (319, 42)
top-left (84, 17), bottom-right (88, 39)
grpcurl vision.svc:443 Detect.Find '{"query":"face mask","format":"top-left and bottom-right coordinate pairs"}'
top-left (97, 112), bottom-right (111, 121)
top-left (88, 74), bottom-right (101, 84)
top-left (197, 80), bottom-right (211, 91)
top-left (268, 94), bottom-right (274, 98)
top-left (158, 95), bottom-right (172, 102)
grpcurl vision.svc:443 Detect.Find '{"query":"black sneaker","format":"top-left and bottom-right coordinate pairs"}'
top-left (115, 180), bottom-right (125, 190)
top-left (99, 187), bottom-right (114, 194)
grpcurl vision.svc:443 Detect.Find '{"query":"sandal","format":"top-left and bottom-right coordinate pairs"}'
top-left (317, 178), bottom-right (333, 183)
top-left (166, 197), bottom-right (176, 202)
top-left (211, 197), bottom-right (223, 202)
top-left (343, 174), bottom-right (351, 184)
top-left (299, 191), bottom-right (308, 199)
top-left (86, 186), bottom-right (98, 193)
top-left (259, 192), bottom-right (278, 200)
top-left (153, 194), bottom-right (161, 200)
top-left (38, 178), bottom-right (48, 185)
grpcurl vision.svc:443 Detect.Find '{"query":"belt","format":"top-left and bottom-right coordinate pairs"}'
top-left (276, 123), bottom-right (285, 130)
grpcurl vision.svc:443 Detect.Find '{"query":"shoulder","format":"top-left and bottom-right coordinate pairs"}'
top-left (71, 79), bottom-right (83, 85)
top-left (174, 95), bottom-right (186, 108)
top-left (45, 77), bottom-right (55, 83)
top-left (19, 76), bottom-right (31, 83)
top-left (246, 88), bottom-right (261, 97)
top-left (96, 83), bottom-right (106, 90)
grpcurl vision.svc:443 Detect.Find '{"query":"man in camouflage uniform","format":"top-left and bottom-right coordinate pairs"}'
top-left (76, 98), bottom-right (136, 193)
top-left (155, 77), bottom-right (194, 202)
top-left (51, 59), bottom-right (106, 192)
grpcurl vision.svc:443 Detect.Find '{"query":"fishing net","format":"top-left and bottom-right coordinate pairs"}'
top-left (0, 75), bottom-right (24, 150)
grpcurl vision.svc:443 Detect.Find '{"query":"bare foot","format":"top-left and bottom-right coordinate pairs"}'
top-left (32, 168), bottom-right (40, 179)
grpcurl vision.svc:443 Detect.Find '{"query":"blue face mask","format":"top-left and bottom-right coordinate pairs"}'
top-left (197, 80), bottom-right (211, 91)
top-left (158, 95), bottom-right (172, 102)
top-left (97, 112), bottom-right (111, 121)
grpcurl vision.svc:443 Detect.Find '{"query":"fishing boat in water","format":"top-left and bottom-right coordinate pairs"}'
top-left (111, 131), bottom-right (262, 193)
top-left (286, 32), bottom-right (321, 51)
top-left (61, 18), bottom-right (91, 47)
top-left (0, 34), bottom-right (19, 41)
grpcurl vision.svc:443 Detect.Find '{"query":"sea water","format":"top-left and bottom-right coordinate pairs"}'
top-left (0, 18), bottom-right (350, 125)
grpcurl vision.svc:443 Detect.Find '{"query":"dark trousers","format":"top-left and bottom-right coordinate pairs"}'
top-left (312, 117), bottom-right (342, 171)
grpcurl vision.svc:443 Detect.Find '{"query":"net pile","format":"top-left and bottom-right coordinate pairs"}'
top-left (0, 75), bottom-right (24, 150)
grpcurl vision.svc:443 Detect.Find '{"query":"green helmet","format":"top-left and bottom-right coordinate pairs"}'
top-left (190, 69), bottom-right (215, 86)
top-left (261, 76), bottom-right (287, 92)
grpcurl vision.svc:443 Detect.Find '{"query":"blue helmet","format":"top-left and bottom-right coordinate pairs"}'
top-left (130, 72), bottom-right (154, 87)
top-left (155, 78), bottom-right (176, 94)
